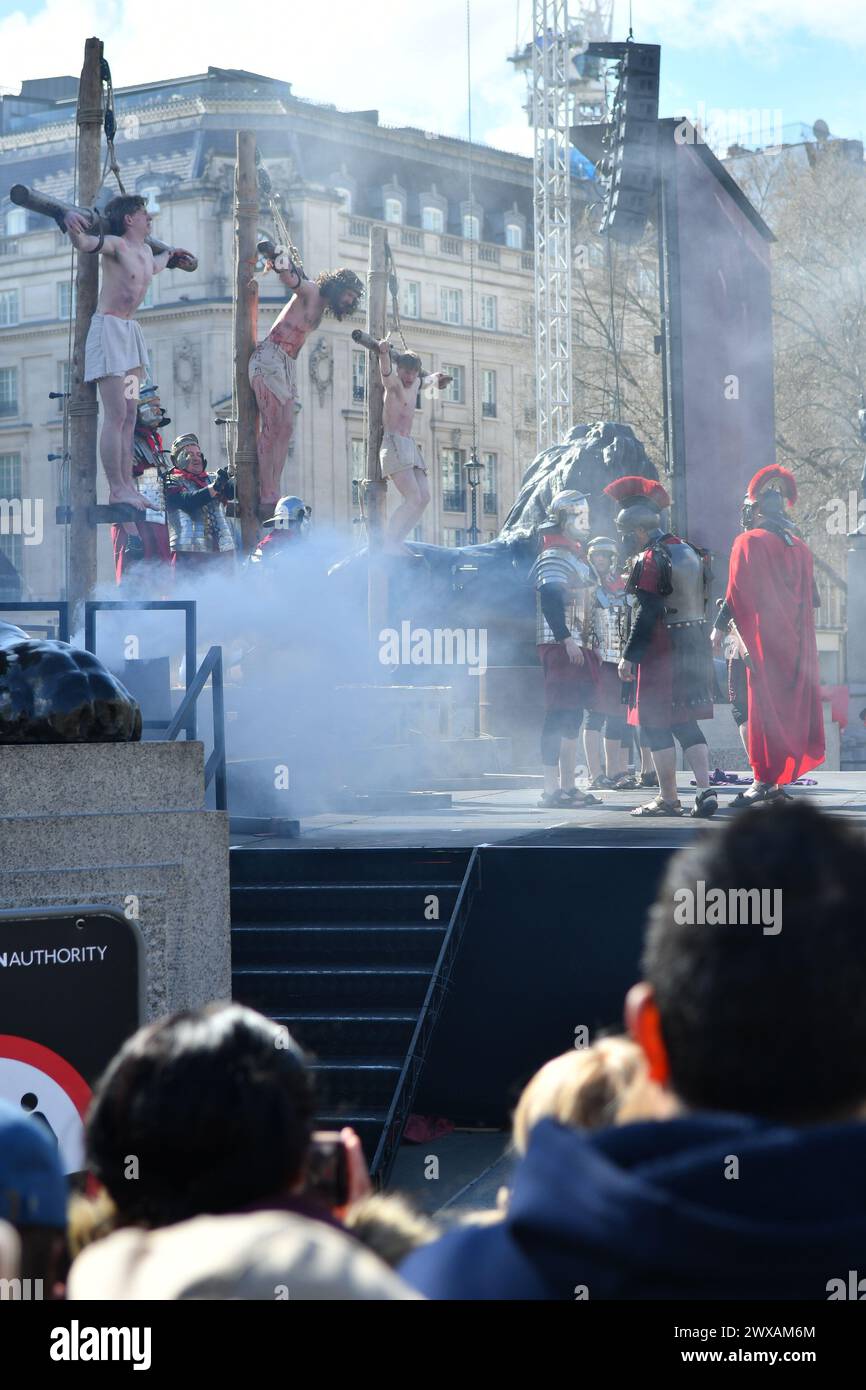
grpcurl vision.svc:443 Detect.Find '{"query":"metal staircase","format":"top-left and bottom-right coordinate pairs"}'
top-left (230, 846), bottom-right (480, 1182)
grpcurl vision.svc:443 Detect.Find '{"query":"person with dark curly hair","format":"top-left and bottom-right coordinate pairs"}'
top-left (250, 255), bottom-right (363, 508)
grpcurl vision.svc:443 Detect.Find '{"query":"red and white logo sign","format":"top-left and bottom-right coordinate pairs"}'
top-left (0, 1035), bottom-right (91, 1174)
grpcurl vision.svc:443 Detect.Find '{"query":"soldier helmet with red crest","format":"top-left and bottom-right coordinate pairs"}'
top-left (603, 476), bottom-right (671, 536)
top-left (742, 465), bottom-right (797, 531)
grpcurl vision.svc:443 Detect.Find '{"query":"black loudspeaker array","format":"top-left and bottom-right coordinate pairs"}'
top-left (596, 42), bottom-right (661, 245)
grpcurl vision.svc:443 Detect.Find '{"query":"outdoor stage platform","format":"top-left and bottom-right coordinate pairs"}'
top-left (230, 771), bottom-right (866, 850)
top-left (228, 771), bottom-right (865, 1175)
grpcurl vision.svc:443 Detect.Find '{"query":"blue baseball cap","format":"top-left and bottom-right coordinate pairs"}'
top-left (0, 1099), bottom-right (67, 1228)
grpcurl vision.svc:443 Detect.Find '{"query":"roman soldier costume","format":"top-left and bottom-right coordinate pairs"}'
top-left (111, 387), bottom-right (171, 585)
top-left (164, 433), bottom-right (236, 570)
top-left (250, 495), bottom-right (312, 566)
top-left (604, 475), bottom-right (717, 818)
top-left (529, 490), bottom-right (601, 809)
top-left (583, 535), bottom-right (634, 789)
top-left (711, 464), bottom-right (824, 803)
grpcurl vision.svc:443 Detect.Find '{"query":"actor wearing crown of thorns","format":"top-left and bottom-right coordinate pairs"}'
top-left (250, 250), bottom-right (365, 510)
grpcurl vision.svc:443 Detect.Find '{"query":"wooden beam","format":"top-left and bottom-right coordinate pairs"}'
top-left (365, 224), bottom-right (388, 643)
top-left (67, 36), bottom-right (103, 621)
top-left (233, 129), bottom-right (260, 553)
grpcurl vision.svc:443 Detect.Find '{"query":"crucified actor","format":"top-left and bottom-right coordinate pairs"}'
top-left (250, 254), bottom-right (364, 509)
top-left (64, 194), bottom-right (194, 512)
top-left (377, 340), bottom-right (450, 555)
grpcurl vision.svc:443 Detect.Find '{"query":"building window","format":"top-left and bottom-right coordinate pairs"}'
top-left (482, 452), bottom-right (498, 513)
top-left (0, 288), bottom-right (19, 326)
top-left (0, 451), bottom-right (22, 587)
top-left (637, 267), bottom-right (657, 296)
top-left (0, 366), bottom-right (18, 417)
top-left (441, 364), bottom-right (464, 403)
top-left (350, 437), bottom-right (366, 491)
top-left (140, 281), bottom-right (154, 309)
top-left (462, 213), bottom-right (480, 241)
top-left (352, 350), bottom-right (367, 403)
top-left (480, 294), bottom-right (497, 331)
top-left (384, 198), bottom-right (403, 225)
top-left (481, 369), bottom-right (497, 418)
top-left (410, 524), bottom-right (423, 542)
top-left (140, 185), bottom-right (161, 214)
top-left (57, 281), bottom-right (76, 320)
top-left (401, 281), bottom-right (421, 319)
top-left (441, 448), bottom-right (467, 511)
top-left (57, 360), bottom-right (71, 409)
top-left (505, 223), bottom-right (523, 249)
top-left (443, 527), bottom-right (466, 548)
top-left (4, 207), bottom-right (26, 237)
top-left (334, 187), bottom-right (353, 212)
top-left (440, 288), bottom-right (463, 325)
top-left (422, 206), bottom-right (444, 233)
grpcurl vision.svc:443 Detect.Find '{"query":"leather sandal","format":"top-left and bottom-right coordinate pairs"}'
top-left (691, 788), bottom-right (718, 818)
top-left (562, 788), bottom-right (602, 807)
top-left (730, 782), bottom-right (771, 809)
top-left (630, 795), bottom-right (683, 817)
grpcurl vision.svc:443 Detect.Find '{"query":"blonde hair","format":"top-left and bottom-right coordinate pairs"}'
top-left (512, 1037), bottom-right (670, 1154)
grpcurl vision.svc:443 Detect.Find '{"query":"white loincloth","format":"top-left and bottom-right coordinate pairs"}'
top-left (380, 431), bottom-right (427, 477)
top-left (249, 338), bottom-right (298, 404)
top-left (84, 313), bottom-right (150, 383)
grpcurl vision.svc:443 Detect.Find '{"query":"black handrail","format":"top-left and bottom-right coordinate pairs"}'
top-left (166, 645), bottom-right (227, 810)
top-left (82, 599), bottom-right (226, 812)
top-left (85, 600), bottom-right (197, 739)
top-left (0, 601), bottom-right (70, 642)
top-left (371, 846), bottom-right (482, 1185)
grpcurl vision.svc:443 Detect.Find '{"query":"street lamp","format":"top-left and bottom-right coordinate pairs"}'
top-left (465, 450), bottom-right (482, 545)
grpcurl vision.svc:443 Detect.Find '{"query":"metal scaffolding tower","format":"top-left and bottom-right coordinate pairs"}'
top-left (512, 1), bottom-right (613, 451)
top-left (529, 3), bottom-right (574, 452)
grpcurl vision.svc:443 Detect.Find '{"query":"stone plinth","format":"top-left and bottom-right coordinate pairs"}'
top-left (0, 742), bottom-right (230, 1020)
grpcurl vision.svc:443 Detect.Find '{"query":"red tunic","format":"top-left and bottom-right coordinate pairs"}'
top-left (628, 540), bottom-right (713, 729)
top-left (536, 534), bottom-right (600, 711)
top-left (725, 528), bottom-right (825, 785)
top-left (111, 428), bottom-right (171, 584)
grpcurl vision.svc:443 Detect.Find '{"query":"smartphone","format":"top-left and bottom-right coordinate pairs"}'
top-left (306, 1131), bottom-right (350, 1207)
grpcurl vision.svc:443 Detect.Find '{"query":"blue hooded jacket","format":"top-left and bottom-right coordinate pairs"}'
top-left (399, 1114), bottom-right (866, 1300)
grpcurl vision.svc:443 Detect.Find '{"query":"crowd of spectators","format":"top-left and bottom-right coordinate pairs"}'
top-left (3, 801), bottom-right (865, 1300)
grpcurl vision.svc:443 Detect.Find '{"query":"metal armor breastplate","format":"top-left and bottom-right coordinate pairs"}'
top-left (168, 476), bottom-right (236, 555)
top-left (593, 587), bottom-right (631, 662)
top-left (531, 546), bottom-right (596, 645)
top-left (662, 541), bottom-right (707, 626)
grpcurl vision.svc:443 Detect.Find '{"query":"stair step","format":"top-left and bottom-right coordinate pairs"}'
top-left (231, 883), bottom-right (460, 924)
top-left (230, 847), bottom-right (470, 887)
top-left (313, 1111), bottom-right (392, 1163)
top-left (274, 1012), bottom-right (419, 1055)
top-left (310, 1059), bottom-right (403, 1108)
top-left (232, 966), bottom-right (432, 1010)
top-left (231, 923), bottom-right (447, 965)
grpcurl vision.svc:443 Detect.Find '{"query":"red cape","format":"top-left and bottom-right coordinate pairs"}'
top-left (726, 528), bottom-right (824, 784)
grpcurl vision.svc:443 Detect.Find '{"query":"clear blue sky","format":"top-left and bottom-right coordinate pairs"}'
top-left (0, 1), bottom-right (864, 154)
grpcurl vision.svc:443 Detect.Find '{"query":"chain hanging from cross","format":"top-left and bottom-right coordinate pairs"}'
top-left (255, 149), bottom-right (306, 278)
